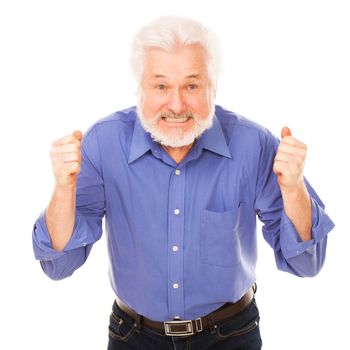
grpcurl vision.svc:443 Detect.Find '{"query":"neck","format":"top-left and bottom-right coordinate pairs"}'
top-left (162, 143), bottom-right (193, 164)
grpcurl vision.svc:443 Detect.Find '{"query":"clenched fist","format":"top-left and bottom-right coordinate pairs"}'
top-left (50, 130), bottom-right (83, 188)
top-left (273, 127), bottom-right (307, 191)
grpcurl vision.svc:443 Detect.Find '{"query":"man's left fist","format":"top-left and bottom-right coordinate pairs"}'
top-left (273, 127), bottom-right (307, 190)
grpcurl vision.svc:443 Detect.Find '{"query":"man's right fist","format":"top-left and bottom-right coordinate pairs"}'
top-left (50, 130), bottom-right (83, 188)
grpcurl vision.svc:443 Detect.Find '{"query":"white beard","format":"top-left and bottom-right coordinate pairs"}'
top-left (137, 102), bottom-right (215, 148)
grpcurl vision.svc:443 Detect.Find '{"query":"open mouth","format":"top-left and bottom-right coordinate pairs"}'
top-left (162, 116), bottom-right (192, 123)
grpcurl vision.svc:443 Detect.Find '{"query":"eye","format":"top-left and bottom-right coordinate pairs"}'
top-left (156, 84), bottom-right (167, 91)
top-left (187, 84), bottom-right (198, 91)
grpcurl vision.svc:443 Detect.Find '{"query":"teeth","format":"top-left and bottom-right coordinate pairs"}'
top-left (164, 117), bottom-right (189, 123)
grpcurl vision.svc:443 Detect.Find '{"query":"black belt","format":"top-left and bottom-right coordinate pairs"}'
top-left (116, 285), bottom-right (256, 337)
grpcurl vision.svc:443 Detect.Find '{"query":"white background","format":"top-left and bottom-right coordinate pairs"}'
top-left (0, 1), bottom-right (348, 349)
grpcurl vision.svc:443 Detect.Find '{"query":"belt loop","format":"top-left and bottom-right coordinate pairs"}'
top-left (134, 313), bottom-right (141, 333)
top-left (207, 313), bottom-right (216, 334)
top-left (195, 318), bottom-right (203, 332)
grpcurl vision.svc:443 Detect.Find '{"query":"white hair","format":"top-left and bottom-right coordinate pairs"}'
top-left (130, 15), bottom-right (222, 90)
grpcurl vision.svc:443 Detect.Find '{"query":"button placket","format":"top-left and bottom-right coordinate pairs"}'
top-left (167, 165), bottom-right (186, 320)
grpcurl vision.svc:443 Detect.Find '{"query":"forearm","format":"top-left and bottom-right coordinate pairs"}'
top-left (46, 184), bottom-right (76, 251)
top-left (281, 181), bottom-right (312, 241)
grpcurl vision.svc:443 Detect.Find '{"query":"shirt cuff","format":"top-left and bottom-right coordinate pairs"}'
top-left (32, 210), bottom-right (66, 261)
top-left (32, 210), bottom-right (98, 261)
top-left (280, 197), bottom-right (335, 259)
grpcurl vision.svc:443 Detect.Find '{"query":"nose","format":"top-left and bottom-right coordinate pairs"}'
top-left (167, 89), bottom-right (185, 114)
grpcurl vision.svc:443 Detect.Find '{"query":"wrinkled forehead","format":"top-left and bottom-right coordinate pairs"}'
top-left (142, 44), bottom-right (209, 80)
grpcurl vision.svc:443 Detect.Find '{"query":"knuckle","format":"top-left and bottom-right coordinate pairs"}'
top-left (55, 153), bottom-right (63, 162)
top-left (50, 145), bottom-right (59, 155)
top-left (51, 157), bottom-right (59, 166)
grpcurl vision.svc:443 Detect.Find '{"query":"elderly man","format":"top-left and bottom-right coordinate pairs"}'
top-left (33, 16), bottom-right (334, 350)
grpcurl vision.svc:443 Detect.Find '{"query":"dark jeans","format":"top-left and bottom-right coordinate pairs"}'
top-left (107, 299), bottom-right (262, 350)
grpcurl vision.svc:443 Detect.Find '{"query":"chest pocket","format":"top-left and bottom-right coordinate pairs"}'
top-left (200, 205), bottom-right (244, 268)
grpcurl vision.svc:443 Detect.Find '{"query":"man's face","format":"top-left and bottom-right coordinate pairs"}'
top-left (138, 44), bottom-right (215, 148)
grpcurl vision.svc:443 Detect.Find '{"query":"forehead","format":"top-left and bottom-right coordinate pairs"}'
top-left (142, 44), bottom-right (208, 79)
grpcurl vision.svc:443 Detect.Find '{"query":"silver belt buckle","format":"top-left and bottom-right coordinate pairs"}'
top-left (163, 318), bottom-right (203, 337)
top-left (164, 320), bottom-right (194, 337)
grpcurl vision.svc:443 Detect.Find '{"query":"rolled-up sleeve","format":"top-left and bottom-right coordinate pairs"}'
top-left (278, 183), bottom-right (335, 276)
top-left (255, 134), bottom-right (335, 277)
top-left (32, 126), bottom-right (105, 280)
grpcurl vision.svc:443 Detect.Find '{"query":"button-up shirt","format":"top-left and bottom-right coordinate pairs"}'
top-left (32, 105), bottom-right (335, 321)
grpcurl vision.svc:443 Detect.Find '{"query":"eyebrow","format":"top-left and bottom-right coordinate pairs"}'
top-left (152, 74), bottom-right (200, 79)
top-left (186, 74), bottom-right (200, 79)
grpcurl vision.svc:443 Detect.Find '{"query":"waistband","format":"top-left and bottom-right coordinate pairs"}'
top-left (115, 284), bottom-right (256, 337)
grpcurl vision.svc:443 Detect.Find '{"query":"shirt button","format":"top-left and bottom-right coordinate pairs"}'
top-left (175, 169), bottom-right (181, 176)
top-left (173, 283), bottom-right (179, 289)
top-left (172, 245), bottom-right (179, 252)
top-left (174, 209), bottom-right (180, 215)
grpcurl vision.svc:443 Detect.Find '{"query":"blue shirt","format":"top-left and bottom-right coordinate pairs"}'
top-left (32, 105), bottom-right (335, 321)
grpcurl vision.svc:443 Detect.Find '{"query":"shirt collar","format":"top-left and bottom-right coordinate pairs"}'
top-left (128, 110), bottom-right (232, 164)
top-left (196, 115), bottom-right (232, 159)
top-left (128, 117), bottom-right (155, 164)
